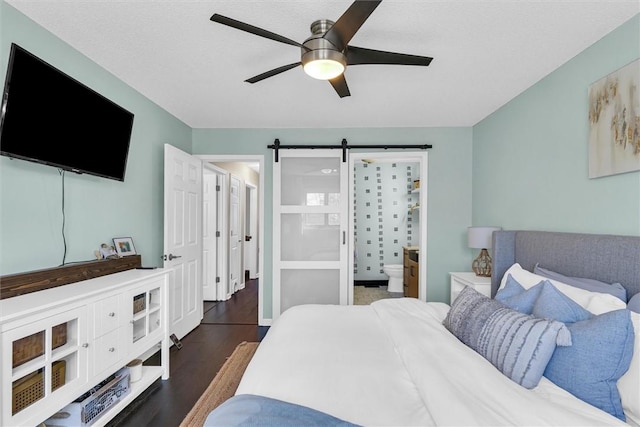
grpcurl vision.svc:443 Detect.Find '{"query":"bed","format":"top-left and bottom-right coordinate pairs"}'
top-left (206, 230), bottom-right (640, 426)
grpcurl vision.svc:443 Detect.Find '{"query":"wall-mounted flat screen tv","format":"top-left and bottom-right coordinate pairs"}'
top-left (0, 43), bottom-right (134, 181)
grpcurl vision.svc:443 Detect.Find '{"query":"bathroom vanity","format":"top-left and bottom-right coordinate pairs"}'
top-left (402, 246), bottom-right (419, 298)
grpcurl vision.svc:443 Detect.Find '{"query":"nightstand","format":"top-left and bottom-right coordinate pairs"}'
top-left (450, 272), bottom-right (492, 304)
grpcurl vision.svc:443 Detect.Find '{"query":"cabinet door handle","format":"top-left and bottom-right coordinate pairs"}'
top-left (108, 347), bottom-right (115, 352)
top-left (82, 343), bottom-right (89, 348)
top-left (108, 312), bottom-right (115, 317)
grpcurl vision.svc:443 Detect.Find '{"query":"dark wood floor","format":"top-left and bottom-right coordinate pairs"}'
top-left (109, 278), bottom-right (266, 427)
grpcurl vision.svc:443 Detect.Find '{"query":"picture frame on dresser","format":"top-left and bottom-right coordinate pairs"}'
top-left (113, 237), bottom-right (136, 257)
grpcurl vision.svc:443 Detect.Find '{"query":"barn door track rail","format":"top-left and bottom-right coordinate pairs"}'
top-left (268, 138), bottom-right (432, 162)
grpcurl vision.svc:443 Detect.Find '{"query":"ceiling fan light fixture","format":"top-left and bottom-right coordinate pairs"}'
top-left (211, 2), bottom-right (434, 97)
top-left (303, 59), bottom-right (345, 80)
top-left (302, 49), bottom-right (346, 80)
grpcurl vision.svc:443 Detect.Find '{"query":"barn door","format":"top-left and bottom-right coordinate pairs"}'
top-left (273, 149), bottom-right (348, 319)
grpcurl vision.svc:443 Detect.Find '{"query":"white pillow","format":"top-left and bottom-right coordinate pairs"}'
top-left (499, 263), bottom-right (626, 315)
top-left (619, 311), bottom-right (640, 425)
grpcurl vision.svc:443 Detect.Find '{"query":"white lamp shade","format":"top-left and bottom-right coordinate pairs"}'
top-left (467, 226), bottom-right (501, 249)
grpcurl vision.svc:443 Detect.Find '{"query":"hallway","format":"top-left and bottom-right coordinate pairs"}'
top-left (201, 279), bottom-right (259, 325)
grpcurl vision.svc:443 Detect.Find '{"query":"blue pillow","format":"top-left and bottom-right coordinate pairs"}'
top-left (444, 286), bottom-right (571, 389)
top-left (628, 293), bottom-right (640, 313)
top-left (533, 264), bottom-right (627, 302)
top-left (531, 281), bottom-right (592, 324)
top-left (495, 275), bottom-right (544, 314)
top-left (542, 309), bottom-right (635, 421)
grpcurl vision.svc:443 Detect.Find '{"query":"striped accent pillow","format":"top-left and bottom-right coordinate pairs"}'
top-left (443, 286), bottom-right (571, 389)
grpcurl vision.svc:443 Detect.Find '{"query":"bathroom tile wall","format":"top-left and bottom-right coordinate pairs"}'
top-left (354, 162), bottom-right (420, 281)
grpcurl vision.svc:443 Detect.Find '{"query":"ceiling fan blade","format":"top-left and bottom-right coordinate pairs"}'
top-left (329, 74), bottom-right (351, 98)
top-left (211, 14), bottom-right (305, 49)
top-left (245, 62), bottom-right (301, 84)
top-left (323, 1), bottom-right (382, 51)
top-left (347, 45), bottom-right (433, 66)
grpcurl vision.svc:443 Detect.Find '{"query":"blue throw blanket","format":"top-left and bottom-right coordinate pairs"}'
top-left (204, 394), bottom-right (360, 426)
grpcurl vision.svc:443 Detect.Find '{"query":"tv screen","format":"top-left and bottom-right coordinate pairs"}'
top-left (0, 43), bottom-right (134, 181)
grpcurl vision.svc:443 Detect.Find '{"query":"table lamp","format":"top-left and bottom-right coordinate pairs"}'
top-left (467, 226), bottom-right (501, 277)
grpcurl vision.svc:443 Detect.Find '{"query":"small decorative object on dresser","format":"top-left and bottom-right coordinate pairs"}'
top-left (450, 271), bottom-right (491, 304)
top-left (467, 226), bottom-right (501, 276)
top-left (113, 237), bottom-right (136, 257)
top-left (99, 244), bottom-right (119, 260)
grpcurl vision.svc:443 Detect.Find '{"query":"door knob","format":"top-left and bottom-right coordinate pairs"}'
top-left (168, 254), bottom-right (182, 261)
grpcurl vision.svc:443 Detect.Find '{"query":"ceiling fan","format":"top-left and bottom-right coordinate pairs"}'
top-left (210, 0), bottom-right (433, 98)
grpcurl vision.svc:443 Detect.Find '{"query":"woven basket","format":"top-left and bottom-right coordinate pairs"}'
top-left (12, 360), bottom-right (66, 415)
top-left (12, 323), bottom-right (67, 368)
top-left (133, 294), bottom-right (146, 314)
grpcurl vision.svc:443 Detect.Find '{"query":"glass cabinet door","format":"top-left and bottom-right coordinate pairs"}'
top-left (128, 283), bottom-right (162, 353)
top-left (3, 307), bottom-right (87, 424)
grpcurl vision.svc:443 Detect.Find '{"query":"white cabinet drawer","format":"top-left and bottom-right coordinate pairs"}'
top-left (93, 295), bottom-right (122, 338)
top-left (92, 328), bottom-right (124, 377)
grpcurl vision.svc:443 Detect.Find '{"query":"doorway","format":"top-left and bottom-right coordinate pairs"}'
top-left (197, 155), bottom-right (266, 325)
top-left (348, 152), bottom-right (428, 305)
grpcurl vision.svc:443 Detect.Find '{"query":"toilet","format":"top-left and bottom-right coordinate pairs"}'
top-left (383, 264), bottom-right (404, 293)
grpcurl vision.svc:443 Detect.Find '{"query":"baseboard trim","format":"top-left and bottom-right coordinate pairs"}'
top-left (355, 280), bottom-right (388, 288)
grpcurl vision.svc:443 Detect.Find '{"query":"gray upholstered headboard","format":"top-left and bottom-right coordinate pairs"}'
top-left (491, 230), bottom-right (640, 300)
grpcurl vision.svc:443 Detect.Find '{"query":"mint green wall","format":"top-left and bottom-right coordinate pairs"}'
top-left (0, 3), bottom-right (192, 275)
top-left (473, 15), bottom-right (640, 236)
top-left (193, 128), bottom-right (473, 317)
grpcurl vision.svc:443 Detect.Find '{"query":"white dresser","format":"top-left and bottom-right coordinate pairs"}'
top-left (450, 272), bottom-right (492, 304)
top-left (0, 268), bottom-right (171, 427)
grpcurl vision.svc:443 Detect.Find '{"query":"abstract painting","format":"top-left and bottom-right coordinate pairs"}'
top-left (588, 59), bottom-right (640, 178)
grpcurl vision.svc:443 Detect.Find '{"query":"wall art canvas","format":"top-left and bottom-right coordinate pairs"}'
top-left (588, 59), bottom-right (640, 178)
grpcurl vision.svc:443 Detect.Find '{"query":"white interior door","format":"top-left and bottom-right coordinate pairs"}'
top-left (273, 150), bottom-right (348, 319)
top-left (245, 183), bottom-right (258, 279)
top-left (229, 174), bottom-right (242, 296)
top-left (202, 168), bottom-right (219, 301)
top-left (163, 144), bottom-right (203, 339)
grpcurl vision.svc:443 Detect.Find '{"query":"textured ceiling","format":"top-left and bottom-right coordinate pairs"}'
top-left (6, 1), bottom-right (639, 129)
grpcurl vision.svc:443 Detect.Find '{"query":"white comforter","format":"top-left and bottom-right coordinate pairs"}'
top-left (236, 298), bottom-right (627, 426)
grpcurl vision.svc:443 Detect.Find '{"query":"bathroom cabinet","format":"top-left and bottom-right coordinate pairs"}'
top-left (403, 247), bottom-right (419, 298)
